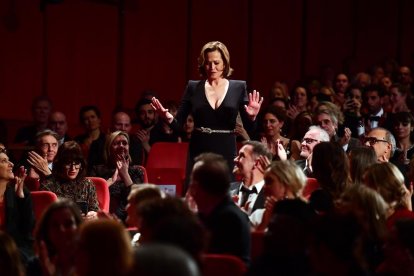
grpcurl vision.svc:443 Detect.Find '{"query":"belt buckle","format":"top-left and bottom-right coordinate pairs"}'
top-left (201, 127), bottom-right (212, 134)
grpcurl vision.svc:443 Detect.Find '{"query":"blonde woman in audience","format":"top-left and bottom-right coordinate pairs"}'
top-left (253, 160), bottom-right (306, 231)
top-left (364, 162), bottom-right (414, 229)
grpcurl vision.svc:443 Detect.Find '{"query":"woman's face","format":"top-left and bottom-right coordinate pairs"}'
top-left (184, 115), bottom-right (194, 134)
top-left (294, 87), bottom-right (308, 107)
top-left (204, 50), bottom-right (225, 80)
top-left (263, 113), bottom-right (283, 138)
top-left (110, 135), bottom-right (129, 159)
top-left (47, 207), bottom-right (79, 253)
top-left (62, 161), bottom-right (81, 180)
top-left (0, 153), bottom-right (14, 181)
top-left (82, 110), bottom-right (101, 132)
top-left (394, 121), bottom-right (413, 140)
top-left (264, 171), bottom-right (286, 200)
top-left (390, 87), bottom-right (405, 105)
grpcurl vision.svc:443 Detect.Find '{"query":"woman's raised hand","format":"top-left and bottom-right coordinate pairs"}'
top-left (151, 97), bottom-right (174, 124)
top-left (244, 90), bottom-right (263, 120)
top-left (14, 166), bottom-right (26, 198)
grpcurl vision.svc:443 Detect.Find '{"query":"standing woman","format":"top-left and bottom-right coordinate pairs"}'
top-left (151, 41), bottom-right (263, 177)
top-left (0, 145), bottom-right (35, 264)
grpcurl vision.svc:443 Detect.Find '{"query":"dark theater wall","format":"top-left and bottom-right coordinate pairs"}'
top-left (0, 0), bottom-right (413, 140)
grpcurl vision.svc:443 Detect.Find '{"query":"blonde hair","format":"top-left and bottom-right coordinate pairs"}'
top-left (265, 160), bottom-right (306, 197)
top-left (364, 162), bottom-right (407, 209)
top-left (198, 41), bottom-right (233, 78)
top-left (103, 131), bottom-right (131, 165)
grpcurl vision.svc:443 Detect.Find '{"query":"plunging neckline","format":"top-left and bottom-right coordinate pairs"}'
top-left (204, 79), bottom-right (230, 110)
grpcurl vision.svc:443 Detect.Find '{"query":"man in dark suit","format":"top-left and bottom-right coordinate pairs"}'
top-left (48, 111), bottom-right (72, 146)
top-left (189, 153), bottom-right (251, 265)
top-left (230, 141), bottom-right (272, 222)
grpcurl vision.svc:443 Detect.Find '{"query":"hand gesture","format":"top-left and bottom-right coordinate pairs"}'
top-left (244, 90), bottom-right (263, 120)
top-left (107, 168), bottom-right (119, 187)
top-left (151, 97), bottom-right (174, 123)
top-left (403, 182), bottom-right (413, 211)
top-left (275, 139), bottom-right (287, 161)
top-left (84, 211), bottom-right (98, 221)
top-left (256, 155), bottom-right (271, 174)
top-left (286, 104), bottom-right (299, 120)
top-left (14, 166), bottom-right (26, 198)
top-left (136, 129), bottom-right (150, 143)
top-left (339, 127), bottom-right (352, 146)
top-left (27, 151), bottom-right (51, 177)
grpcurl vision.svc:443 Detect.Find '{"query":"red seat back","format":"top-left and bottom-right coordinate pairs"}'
top-left (146, 167), bottom-right (185, 196)
top-left (146, 142), bottom-right (188, 169)
top-left (31, 191), bottom-right (58, 220)
top-left (203, 254), bottom-right (247, 276)
top-left (251, 231), bottom-right (265, 260)
top-left (86, 177), bottom-right (110, 212)
top-left (303, 177), bottom-right (320, 200)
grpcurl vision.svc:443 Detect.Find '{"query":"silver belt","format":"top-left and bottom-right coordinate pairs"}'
top-left (196, 127), bottom-right (235, 134)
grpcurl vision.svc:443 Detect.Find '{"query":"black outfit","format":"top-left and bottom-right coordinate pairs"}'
top-left (149, 121), bottom-right (180, 145)
top-left (198, 196), bottom-right (251, 265)
top-left (89, 165), bottom-right (144, 222)
top-left (4, 184), bottom-right (35, 264)
top-left (295, 159), bottom-right (312, 177)
top-left (172, 80), bottom-right (255, 173)
top-left (229, 181), bottom-right (265, 214)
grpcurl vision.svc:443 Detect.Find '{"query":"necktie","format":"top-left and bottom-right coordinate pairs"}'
top-left (239, 186), bottom-right (257, 208)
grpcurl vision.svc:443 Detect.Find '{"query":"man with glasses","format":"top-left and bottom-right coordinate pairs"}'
top-left (296, 126), bottom-right (330, 176)
top-left (363, 127), bottom-right (396, 163)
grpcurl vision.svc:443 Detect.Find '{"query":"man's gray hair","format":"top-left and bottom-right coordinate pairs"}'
top-left (308, 125), bottom-right (330, 142)
top-left (372, 127), bottom-right (396, 157)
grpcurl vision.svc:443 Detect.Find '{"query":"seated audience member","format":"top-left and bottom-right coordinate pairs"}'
top-left (390, 112), bottom-right (414, 177)
top-left (342, 85), bottom-right (364, 138)
top-left (180, 114), bottom-right (194, 142)
top-left (295, 126), bottom-right (330, 176)
top-left (48, 111), bottom-right (71, 146)
top-left (288, 111), bottom-right (313, 160)
top-left (377, 219), bottom-right (414, 275)
top-left (25, 130), bottom-right (59, 180)
top-left (230, 141), bottom-right (272, 218)
top-left (348, 147), bottom-right (378, 186)
top-left (89, 131), bottom-right (144, 222)
top-left (74, 105), bottom-right (105, 159)
top-left (27, 199), bottom-right (83, 276)
top-left (314, 108), bottom-right (360, 152)
top-left (259, 106), bottom-right (290, 159)
top-left (0, 146), bottom-right (35, 263)
top-left (364, 162), bottom-right (414, 229)
top-left (339, 185), bottom-right (388, 270)
top-left (363, 127), bottom-right (396, 163)
top-left (310, 142), bottom-right (352, 214)
top-left (88, 111), bottom-right (144, 167)
top-left (253, 161), bottom-right (307, 230)
top-left (0, 231), bottom-right (25, 276)
top-left (354, 72), bottom-right (371, 89)
top-left (131, 244), bottom-right (200, 276)
top-left (308, 212), bottom-right (369, 275)
top-left (137, 197), bottom-right (206, 268)
top-left (286, 85), bottom-right (309, 121)
top-left (134, 98), bottom-right (158, 155)
top-left (248, 199), bottom-right (314, 276)
top-left (333, 73), bottom-right (349, 107)
top-left (15, 96), bottom-right (52, 146)
top-left (363, 85), bottom-right (389, 133)
top-left (75, 220), bottom-right (133, 276)
top-left (390, 83), bottom-right (410, 113)
top-left (39, 141), bottom-right (99, 220)
top-left (188, 153), bottom-right (251, 265)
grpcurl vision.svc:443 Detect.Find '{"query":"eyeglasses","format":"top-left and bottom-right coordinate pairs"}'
top-left (64, 162), bottom-right (81, 169)
top-left (363, 136), bottom-right (389, 146)
top-left (301, 138), bottom-right (319, 144)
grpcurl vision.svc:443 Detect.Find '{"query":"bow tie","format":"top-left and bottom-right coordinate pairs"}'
top-left (240, 186), bottom-right (257, 195)
top-left (370, 116), bottom-right (381, 122)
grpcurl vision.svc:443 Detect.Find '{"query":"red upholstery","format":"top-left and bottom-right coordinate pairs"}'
top-left (86, 177), bottom-right (110, 212)
top-left (251, 230), bottom-right (265, 260)
top-left (31, 191), bottom-right (58, 220)
top-left (303, 177), bottom-right (320, 200)
top-left (146, 142), bottom-right (188, 169)
top-left (146, 167), bottom-right (185, 196)
top-left (203, 254), bottom-right (247, 276)
top-left (146, 142), bottom-right (188, 196)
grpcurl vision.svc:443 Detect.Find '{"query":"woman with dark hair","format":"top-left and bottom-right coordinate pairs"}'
top-left (27, 199), bottom-right (83, 276)
top-left (151, 41), bottom-right (263, 181)
top-left (310, 142), bottom-right (352, 213)
top-left (348, 147), bottom-right (378, 186)
top-left (286, 85), bottom-right (310, 121)
top-left (260, 105), bottom-right (290, 160)
top-left (0, 145), bottom-right (35, 264)
top-left (40, 141), bottom-right (99, 220)
top-left (90, 131), bottom-right (144, 222)
top-left (390, 112), bottom-right (414, 171)
top-left (75, 105), bottom-right (105, 158)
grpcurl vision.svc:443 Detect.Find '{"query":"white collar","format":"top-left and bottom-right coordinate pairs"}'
top-left (239, 179), bottom-right (265, 193)
top-left (372, 108), bottom-right (384, 117)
